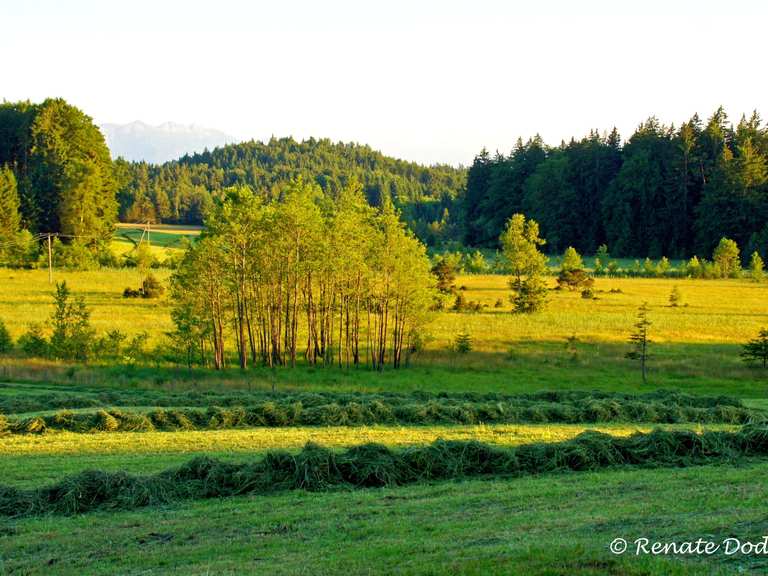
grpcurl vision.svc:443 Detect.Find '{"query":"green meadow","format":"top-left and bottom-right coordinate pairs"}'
top-left (2, 263), bottom-right (768, 575)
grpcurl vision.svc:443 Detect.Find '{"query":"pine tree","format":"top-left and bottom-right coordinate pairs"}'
top-left (626, 302), bottom-right (652, 383)
top-left (741, 328), bottom-right (768, 368)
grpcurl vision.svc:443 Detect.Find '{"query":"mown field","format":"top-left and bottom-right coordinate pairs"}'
top-left (2, 264), bottom-right (768, 574)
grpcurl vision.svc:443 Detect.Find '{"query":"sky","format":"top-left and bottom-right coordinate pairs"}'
top-left (3, 0), bottom-right (767, 166)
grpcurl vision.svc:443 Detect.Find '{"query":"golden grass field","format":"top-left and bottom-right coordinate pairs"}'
top-left (2, 270), bottom-right (767, 345)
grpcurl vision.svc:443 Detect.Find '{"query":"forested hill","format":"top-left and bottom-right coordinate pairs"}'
top-left (114, 137), bottom-right (467, 245)
top-left (465, 108), bottom-right (768, 259)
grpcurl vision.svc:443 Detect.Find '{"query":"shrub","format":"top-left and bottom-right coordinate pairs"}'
top-left (141, 274), bottom-right (165, 299)
top-left (556, 269), bottom-right (594, 292)
top-left (123, 287), bottom-right (142, 298)
top-left (0, 320), bottom-right (12, 353)
top-left (18, 324), bottom-right (49, 358)
top-left (452, 293), bottom-right (482, 313)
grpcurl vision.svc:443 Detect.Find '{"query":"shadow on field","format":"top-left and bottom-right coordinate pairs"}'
top-left (0, 339), bottom-right (765, 399)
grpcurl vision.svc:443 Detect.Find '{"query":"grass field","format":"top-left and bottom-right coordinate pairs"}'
top-left (3, 461), bottom-right (767, 575)
top-left (2, 263), bottom-right (768, 574)
top-left (1, 269), bottom-right (767, 397)
top-left (111, 223), bottom-right (201, 259)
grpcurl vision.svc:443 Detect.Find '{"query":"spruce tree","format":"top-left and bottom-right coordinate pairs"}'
top-left (626, 302), bottom-right (652, 384)
top-left (741, 328), bottom-right (768, 368)
top-left (454, 330), bottom-right (472, 354)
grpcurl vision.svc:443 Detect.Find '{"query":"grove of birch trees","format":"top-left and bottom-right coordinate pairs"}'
top-left (170, 178), bottom-right (435, 370)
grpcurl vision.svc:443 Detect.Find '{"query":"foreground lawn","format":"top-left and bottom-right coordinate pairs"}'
top-left (1, 423), bottom-right (732, 486)
top-left (2, 461), bottom-right (766, 575)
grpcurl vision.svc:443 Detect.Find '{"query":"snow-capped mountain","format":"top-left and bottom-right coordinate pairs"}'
top-left (100, 121), bottom-right (236, 164)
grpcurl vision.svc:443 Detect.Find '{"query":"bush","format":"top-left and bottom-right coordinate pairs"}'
top-left (124, 274), bottom-right (165, 299)
top-left (0, 320), bottom-right (12, 353)
top-left (452, 293), bottom-right (482, 313)
top-left (141, 274), bottom-right (165, 298)
top-left (18, 324), bottom-right (49, 358)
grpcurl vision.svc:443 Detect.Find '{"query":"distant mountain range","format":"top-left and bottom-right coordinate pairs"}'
top-left (100, 121), bottom-right (236, 164)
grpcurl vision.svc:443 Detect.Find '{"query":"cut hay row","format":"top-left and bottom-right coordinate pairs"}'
top-left (0, 386), bottom-right (744, 415)
top-left (2, 395), bottom-right (759, 435)
top-left (3, 425), bottom-right (768, 517)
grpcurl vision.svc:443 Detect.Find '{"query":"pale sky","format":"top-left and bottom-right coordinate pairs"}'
top-left (3, 0), bottom-right (767, 166)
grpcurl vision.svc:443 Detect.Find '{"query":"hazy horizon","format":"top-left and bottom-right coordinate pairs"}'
top-left (4, 0), bottom-right (767, 166)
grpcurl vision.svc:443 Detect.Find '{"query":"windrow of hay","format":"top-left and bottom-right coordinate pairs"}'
top-left (2, 395), bottom-right (759, 435)
top-left (3, 426), bottom-right (768, 517)
top-left (0, 386), bottom-right (746, 415)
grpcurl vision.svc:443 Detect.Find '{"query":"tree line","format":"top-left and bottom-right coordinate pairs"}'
top-left (4, 99), bottom-right (768, 268)
top-left (465, 107), bottom-right (768, 260)
top-left (113, 137), bottom-right (466, 247)
top-left (169, 178), bottom-right (435, 370)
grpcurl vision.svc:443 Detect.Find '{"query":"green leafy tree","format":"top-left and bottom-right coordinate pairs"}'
top-left (626, 302), bottom-right (652, 383)
top-left (742, 328), bottom-right (768, 368)
top-left (49, 281), bottom-right (94, 361)
top-left (712, 237), bottom-right (741, 278)
top-left (501, 214), bottom-right (549, 313)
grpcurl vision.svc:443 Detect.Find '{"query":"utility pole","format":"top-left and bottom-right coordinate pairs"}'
top-left (47, 233), bottom-right (53, 284)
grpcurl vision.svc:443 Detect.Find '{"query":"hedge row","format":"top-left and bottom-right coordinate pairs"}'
top-left (3, 426), bottom-right (768, 517)
top-left (2, 395), bottom-right (759, 435)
